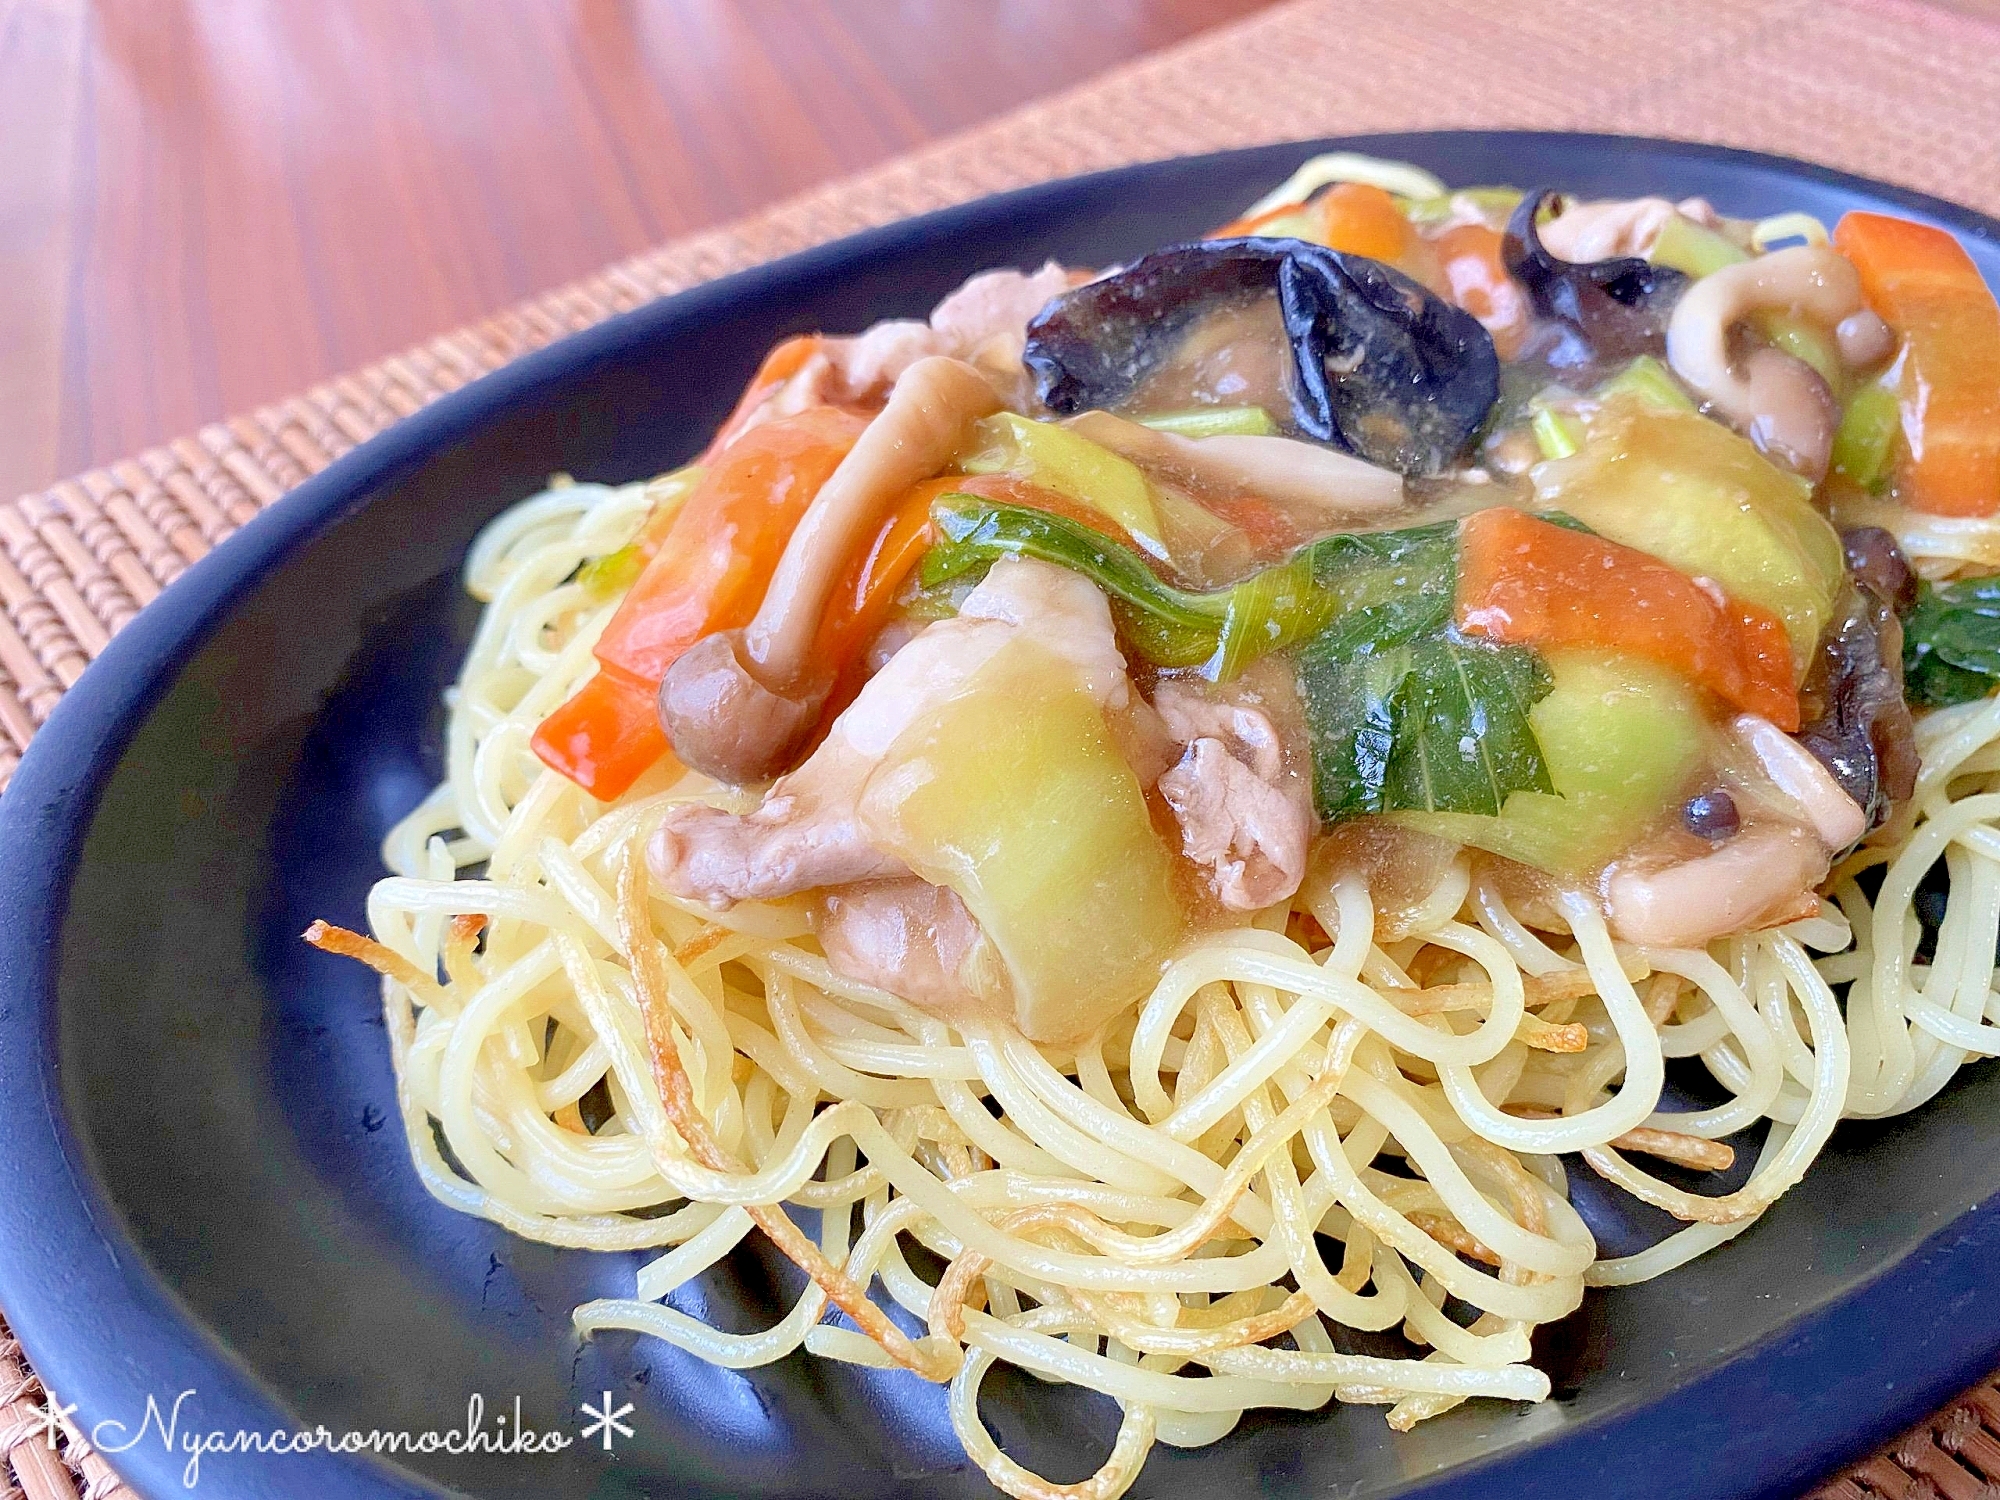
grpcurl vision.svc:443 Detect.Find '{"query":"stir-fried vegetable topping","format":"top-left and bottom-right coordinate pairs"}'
top-left (1023, 240), bottom-right (1282, 416)
top-left (958, 412), bottom-right (1166, 553)
top-left (924, 495), bottom-right (1560, 822)
top-left (922, 498), bottom-right (1452, 684)
top-left (1648, 212), bottom-right (1751, 279)
top-left (576, 543), bottom-right (648, 601)
top-left (576, 465), bottom-right (706, 600)
top-left (1799, 582), bottom-right (1918, 833)
top-left (1534, 398), bottom-right (1845, 668)
top-left (923, 497), bottom-right (1224, 667)
top-left (524, 171), bottom-right (2000, 936)
top-left (1433, 221), bottom-right (1531, 358)
top-left (1273, 181), bottom-right (1443, 287)
top-left (1303, 636), bottom-right (1555, 821)
top-left (857, 637), bottom-right (1186, 1042)
top-left (1137, 405), bottom-right (1277, 438)
top-left (1281, 241), bottom-right (1500, 473)
top-left (1457, 506), bottom-right (1801, 729)
top-left (1830, 381), bottom-right (1902, 491)
top-left (1400, 651), bottom-right (1708, 876)
top-left (808, 477), bottom-right (943, 725)
top-left (533, 407), bottom-right (866, 799)
top-left (1597, 354), bottom-right (1696, 414)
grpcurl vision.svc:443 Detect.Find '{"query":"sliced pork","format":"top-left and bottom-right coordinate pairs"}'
top-left (1153, 682), bottom-right (1313, 911)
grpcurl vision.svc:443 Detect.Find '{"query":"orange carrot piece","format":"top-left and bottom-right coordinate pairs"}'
top-left (701, 336), bottom-right (827, 461)
top-left (595, 405), bottom-right (867, 686)
top-left (1834, 211), bottom-right (2000, 517)
top-left (1193, 488), bottom-right (1304, 555)
top-left (1311, 183), bottom-right (1422, 263)
top-left (808, 480), bottom-right (944, 724)
top-left (531, 405), bottom-right (866, 799)
top-left (530, 669), bottom-right (680, 801)
top-left (1456, 508), bottom-right (1801, 730)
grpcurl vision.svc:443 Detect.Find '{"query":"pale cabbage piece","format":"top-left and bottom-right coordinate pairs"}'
top-left (857, 636), bottom-right (1185, 1043)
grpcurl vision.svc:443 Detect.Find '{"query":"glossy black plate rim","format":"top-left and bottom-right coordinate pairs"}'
top-left (2, 131), bottom-right (1998, 1500)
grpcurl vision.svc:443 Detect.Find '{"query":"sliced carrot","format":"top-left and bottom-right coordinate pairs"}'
top-left (701, 336), bottom-right (827, 461)
top-left (534, 443), bottom-right (1157, 800)
top-left (1190, 488), bottom-right (1304, 556)
top-left (531, 669), bottom-right (679, 801)
top-left (1833, 212), bottom-right (2000, 516)
top-left (1312, 183), bottom-right (1421, 263)
top-left (596, 405), bottom-right (867, 686)
top-left (532, 405), bottom-right (867, 800)
top-left (1456, 507), bottom-right (1800, 730)
top-left (809, 479), bottom-right (946, 725)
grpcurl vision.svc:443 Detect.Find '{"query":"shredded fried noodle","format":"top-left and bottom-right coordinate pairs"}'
top-left (328, 476), bottom-right (2000, 1499)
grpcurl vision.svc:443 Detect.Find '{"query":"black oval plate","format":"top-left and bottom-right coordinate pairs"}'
top-left (4, 132), bottom-right (2000, 1500)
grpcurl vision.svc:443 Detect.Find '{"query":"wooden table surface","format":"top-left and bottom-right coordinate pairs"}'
top-left (0, 0), bottom-right (1275, 503)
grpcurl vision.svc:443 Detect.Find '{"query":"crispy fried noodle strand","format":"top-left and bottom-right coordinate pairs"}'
top-left (316, 475), bottom-right (2000, 1499)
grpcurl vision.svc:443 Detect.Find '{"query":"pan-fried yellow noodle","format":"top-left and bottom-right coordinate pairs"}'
top-left (342, 470), bottom-right (2000, 1499)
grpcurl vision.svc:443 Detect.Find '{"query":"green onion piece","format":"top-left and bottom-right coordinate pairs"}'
top-left (957, 412), bottom-right (1164, 554)
top-left (1137, 406), bottom-right (1278, 439)
top-left (577, 543), bottom-right (647, 600)
top-left (1596, 356), bottom-right (1696, 414)
top-left (1531, 407), bottom-right (1584, 461)
top-left (1403, 186), bottom-right (1525, 227)
top-left (1751, 212), bottom-right (1830, 252)
top-left (1761, 312), bottom-right (1844, 392)
top-left (1831, 382), bottom-right (1903, 491)
top-left (1648, 215), bottom-right (1751, 278)
top-left (1208, 551), bottom-right (1332, 681)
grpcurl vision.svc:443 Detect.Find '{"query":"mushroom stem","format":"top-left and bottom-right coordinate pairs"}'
top-left (657, 356), bottom-right (1001, 785)
top-left (1065, 410), bottom-right (1403, 517)
top-left (744, 355), bottom-right (1001, 678)
top-left (1666, 244), bottom-right (1864, 480)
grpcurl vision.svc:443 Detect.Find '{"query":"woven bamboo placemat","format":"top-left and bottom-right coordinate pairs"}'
top-left (9, 0), bottom-right (2000, 1493)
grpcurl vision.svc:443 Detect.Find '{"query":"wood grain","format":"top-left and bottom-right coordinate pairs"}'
top-left (0, 0), bottom-right (1275, 501)
top-left (0, 1), bottom-right (85, 504)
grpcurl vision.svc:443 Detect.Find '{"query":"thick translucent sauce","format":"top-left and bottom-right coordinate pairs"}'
top-left (1010, 280), bottom-right (1853, 904)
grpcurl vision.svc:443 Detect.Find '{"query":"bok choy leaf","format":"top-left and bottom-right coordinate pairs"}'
top-left (1904, 573), bottom-right (2000, 708)
top-left (1298, 633), bottom-right (1553, 820)
top-left (1288, 519), bottom-right (1553, 819)
top-left (924, 498), bottom-right (1225, 668)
